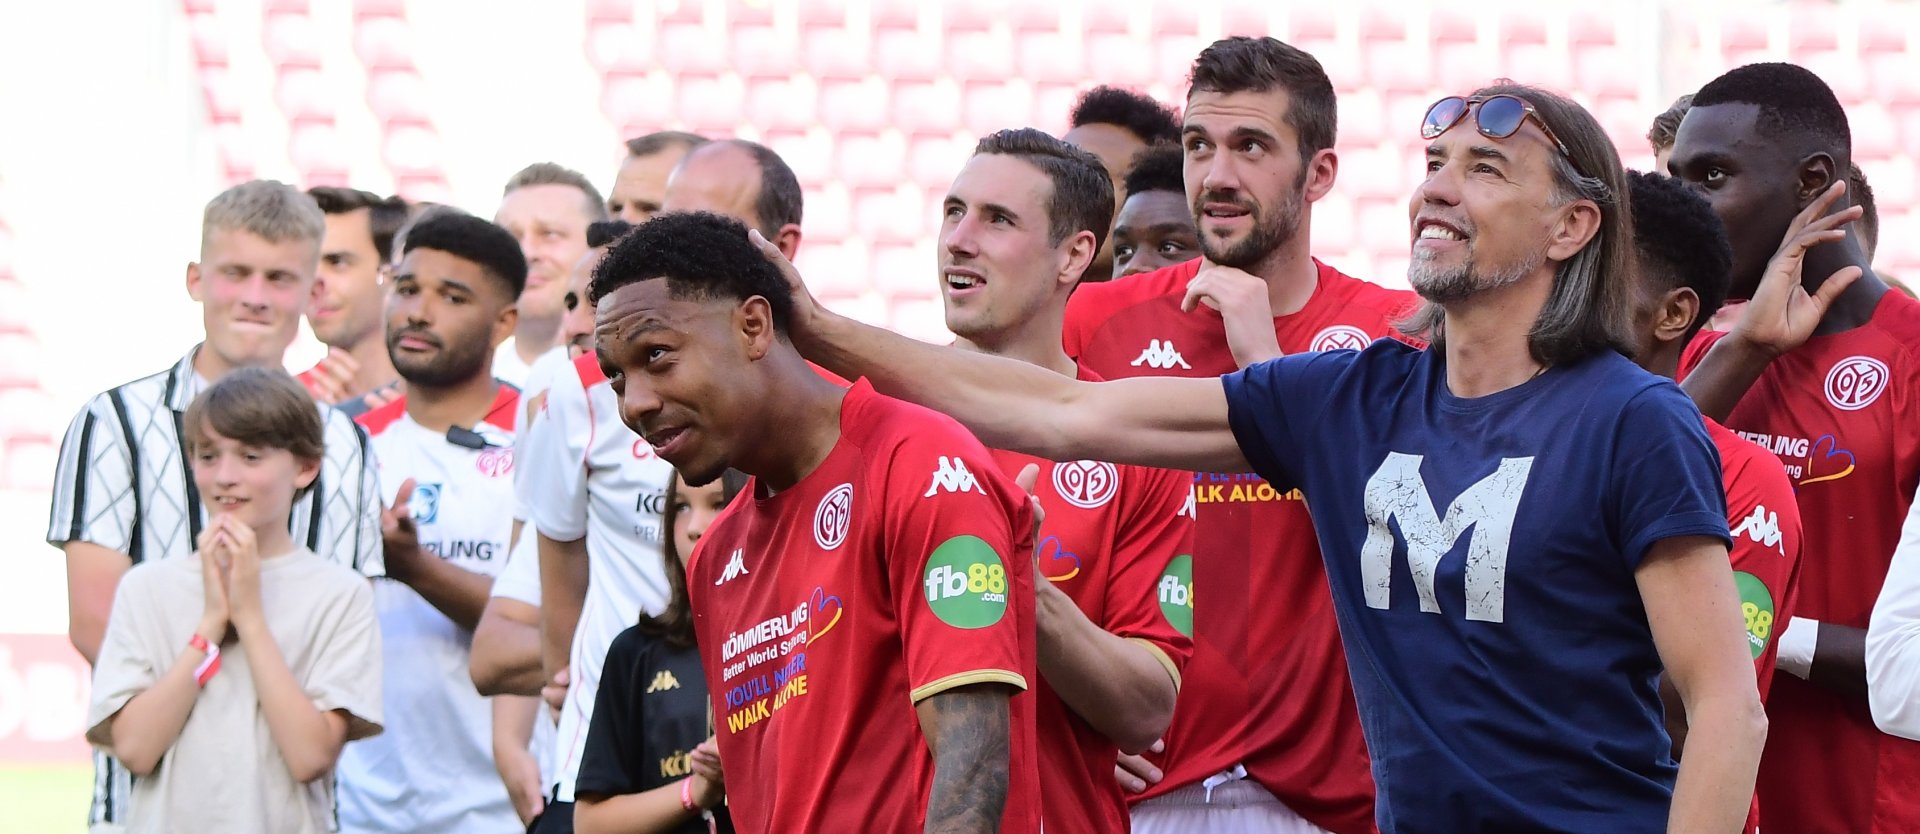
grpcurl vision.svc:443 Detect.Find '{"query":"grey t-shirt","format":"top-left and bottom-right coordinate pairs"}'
top-left (87, 547), bottom-right (383, 834)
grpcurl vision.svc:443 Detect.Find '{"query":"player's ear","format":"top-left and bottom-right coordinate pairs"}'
top-left (1061, 230), bottom-right (1097, 289)
top-left (1794, 152), bottom-right (1839, 209)
top-left (492, 302), bottom-right (518, 350)
top-left (740, 296), bottom-right (777, 359)
top-left (773, 224), bottom-right (803, 262)
top-left (186, 261), bottom-right (204, 302)
top-left (1655, 287), bottom-right (1698, 344)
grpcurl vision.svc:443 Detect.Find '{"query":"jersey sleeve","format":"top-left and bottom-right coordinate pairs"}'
top-left (1870, 479), bottom-right (1920, 739)
top-left (1723, 446), bottom-right (1803, 681)
top-left (1221, 352), bottom-right (1350, 490)
top-left (1102, 464), bottom-right (1195, 687)
top-left (490, 532), bottom-right (543, 605)
top-left (1608, 384), bottom-right (1732, 568)
top-left (878, 429), bottom-right (1033, 703)
top-left (574, 628), bottom-right (646, 798)
top-left (46, 395), bottom-right (136, 554)
top-left (1676, 329), bottom-right (1728, 381)
top-left (522, 373), bottom-right (591, 542)
top-left (85, 567), bottom-right (158, 746)
top-left (305, 574), bottom-right (385, 741)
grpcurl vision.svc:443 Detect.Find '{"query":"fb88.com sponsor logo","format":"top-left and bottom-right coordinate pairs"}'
top-left (922, 535), bottom-right (1009, 629)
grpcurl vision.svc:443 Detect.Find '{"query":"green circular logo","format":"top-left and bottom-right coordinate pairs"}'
top-left (1158, 554), bottom-right (1194, 638)
top-left (1735, 571), bottom-right (1776, 660)
top-left (921, 536), bottom-right (1009, 629)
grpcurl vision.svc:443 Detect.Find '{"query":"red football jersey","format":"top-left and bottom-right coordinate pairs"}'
top-left (1681, 291), bottom-right (1920, 834)
top-left (1063, 259), bottom-right (1414, 833)
top-left (1710, 417), bottom-right (1804, 834)
top-left (687, 380), bottom-right (1041, 833)
top-left (989, 367), bottom-right (1195, 834)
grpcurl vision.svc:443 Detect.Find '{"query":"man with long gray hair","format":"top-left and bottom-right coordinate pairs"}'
top-left (751, 82), bottom-right (1768, 832)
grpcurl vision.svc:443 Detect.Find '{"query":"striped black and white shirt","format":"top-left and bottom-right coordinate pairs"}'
top-left (46, 346), bottom-right (383, 830)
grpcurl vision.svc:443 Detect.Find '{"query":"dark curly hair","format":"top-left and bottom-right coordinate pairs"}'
top-left (586, 219), bottom-right (634, 249)
top-left (1070, 85), bottom-right (1181, 144)
top-left (1692, 63), bottom-right (1851, 163)
top-left (400, 213), bottom-right (528, 299)
top-left (1627, 170), bottom-right (1732, 341)
top-left (1123, 142), bottom-right (1185, 199)
top-left (588, 211), bottom-right (793, 333)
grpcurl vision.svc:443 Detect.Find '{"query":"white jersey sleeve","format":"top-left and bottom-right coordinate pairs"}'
top-left (522, 360), bottom-right (593, 543)
top-left (1870, 479), bottom-right (1920, 739)
top-left (491, 529), bottom-right (542, 607)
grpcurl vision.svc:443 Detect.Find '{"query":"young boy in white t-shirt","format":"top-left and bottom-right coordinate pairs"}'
top-left (87, 368), bottom-right (384, 833)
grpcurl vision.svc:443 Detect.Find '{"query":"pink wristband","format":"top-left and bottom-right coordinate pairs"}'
top-left (189, 634), bottom-right (220, 687)
top-left (680, 776), bottom-right (697, 812)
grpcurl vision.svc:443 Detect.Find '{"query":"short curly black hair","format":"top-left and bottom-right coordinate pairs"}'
top-left (400, 213), bottom-right (528, 300)
top-left (1691, 63), bottom-right (1851, 162)
top-left (1122, 142), bottom-right (1185, 199)
top-left (1070, 86), bottom-right (1181, 144)
top-left (1627, 170), bottom-right (1731, 341)
top-left (588, 211), bottom-right (792, 333)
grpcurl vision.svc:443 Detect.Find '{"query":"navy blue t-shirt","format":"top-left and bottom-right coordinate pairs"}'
top-left (1222, 340), bottom-right (1730, 833)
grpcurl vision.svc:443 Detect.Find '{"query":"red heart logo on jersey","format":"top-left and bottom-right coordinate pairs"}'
top-left (809, 587), bottom-right (843, 641)
top-left (1037, 535), bottom-right (1082, 583)
top-left (1799, 434), bottom-right (1856, 486)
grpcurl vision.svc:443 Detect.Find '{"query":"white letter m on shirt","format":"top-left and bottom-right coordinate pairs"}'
top-left (1360, 452), bottom-right (1534, 623)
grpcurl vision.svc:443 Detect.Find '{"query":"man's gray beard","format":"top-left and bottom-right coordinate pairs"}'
top-left (1408, 244), bottom-right (1545, 304)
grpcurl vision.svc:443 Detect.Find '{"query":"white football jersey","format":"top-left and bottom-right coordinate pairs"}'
top-left (518, 351), bottom-right (673, 801)
top-left (336, 389), bottom-right (520, 834)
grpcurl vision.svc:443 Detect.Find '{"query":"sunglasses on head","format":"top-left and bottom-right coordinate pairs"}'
top-left (1421, 95), bottom-right (1583, 176)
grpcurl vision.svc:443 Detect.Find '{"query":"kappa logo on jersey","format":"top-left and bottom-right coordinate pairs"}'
top-left (716, 548), bottom-right (750, 585)
top-left (1825, 355), bottom-right (1890, 411)
top-left (1311, 325), bottom-right (1372, 353)
top-left (645, 669), bottom-right (681, 693)
top-left (1178, 487), bottom-right (1196, 519)
top-left (1361, 452), bottom-right (1534, 623)
top-left (1053, 460), bottom-right (1118, 509)
top-left (408, 482), bottom-right (443, 524)
top-left (476, 446), bottom-right (514, 478)
top-left (814, 483), bottom-right (853, 550)
top-left (924, 457), bottom-right (981, 497)
top-left (1732, 503), bottom-right (1786, 555)
top-left (1130, 339), bottom-right (1192, 370)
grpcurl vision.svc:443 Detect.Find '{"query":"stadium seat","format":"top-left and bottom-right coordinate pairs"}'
top-left (871, 0), bottom-right (921, 31)
top-left (1315, 194), bottom-right (1358, 252)
top-left (803, 26), bottom-right (869, 81)
top-left (1799, 50), bottom-right (1866, 102)
top-left (1498, 12), bottom-right (1550, 47)
top-left (1149, 0), bottom-right (1202, 38)
top-left (1433, 43), bottom-right (1498, 94)
top-left (948, 30), bottom-right (1015, 85)
top-left (658, 23), bottom-right (729, 75)
top-left (2, 436), bottom-right (56, 491)
top-left (354, 15), bottom-right (414, 71)
top-left (1339, 88), bottom-right (1387, 147)
top-left (1567, 11), bottom-right (1619, 47)
top-left (263, 11), bottom-right (322, 68)
top-left (366, 70), bottom-right (432, 122)
top-left (746, 77), bottom-right (819, 133)
top-left (872, 240), bottom-right (932, 297)
top-left (1220, 0), bottom-right (1274, 39)
top-left (1574, 46), bottom-right (1640, 99)
top-left (584, 0), bottom-right (632, 24)
top-left (835, 132), bottom-right (908, 189)
top-left (1506, 44), bottom-right (1573, 93)
top-left (796, 0), bottom-right (849, 28)
top-left (1085, 34), bottom-right (1157, 90)
top-left (908, 135), bottom-right (969, 193)
top-left (383, 123), bottom-right (444, 175)
top-left (1296, 38), bottom-right (1361, 94)
top-left (1859, 9), bottom-right (1911, 55)
top-left (0, 333), bottom-right (36, 386)
top-left (962, 83), bottom-right (1034, 138)
top-left (766, 129), bottom-right (835, 188)
top-left (289, 122), bottom-right (349, 179)
top-left (588, 21), bottom-right (650, 73)
top-left (1428, 8), bottom-right (1480, 45)
top-left (1787, 6), bottom-right (1841, 54)
top-left (275, 67), bottom-right (335, 122)
top-left (1032, 84), bottom-right (1078, 136)
top-left (1364, 42), bottom-right (1430, 96)
top-left (874, 29), bottom-right (943, 83)
top-left (792, 242), bottom-right (871, 298)
top-left (889, 297), bottom-right (949, 344)
top-left (732, 26), bottom-right (799, 79)
top-left (0, 387), bottom-right (54, 443)
top-left (1017, 31), bottom-right (1086, 86)
top-left (892, 81), bottom-right (962, 136)
top-left (1870, 55), bottom-right (1920, 105)
top-left (820, 78), bottom-right (890, 133)
top-left (600, 73), bottom-right (676, 129)
top-left (1358, 198), bottom-right (1411, 253)
top-left (943, 0), bottom-right (1008, 33)
top-left (201, 68), bottom-right (245, 123)
top-left (676, 74), bottom-right (746, 133)
top-left (803, 182), bottom-right (853, 242)
top-left (1851, 104), bottom-right (1898, 162)
top-left (188, 13), bottom-right (227, 67)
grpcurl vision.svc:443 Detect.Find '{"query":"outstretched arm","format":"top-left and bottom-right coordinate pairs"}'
top-left (916, 683), bottom-right (1014, 834)
top-left (751, 232), bottom-right (1250, 473)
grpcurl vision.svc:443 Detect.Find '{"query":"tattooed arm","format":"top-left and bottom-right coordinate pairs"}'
top-left (916, 683), bottom-right (1014, 834)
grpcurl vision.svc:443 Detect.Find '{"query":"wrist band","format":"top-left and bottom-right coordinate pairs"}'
top-left (1775, 616), bottom-right (1819, 680)
top-left (680, 776), bottom-right (697, 812)
top-left (189, 633), bottom-right (221, 687)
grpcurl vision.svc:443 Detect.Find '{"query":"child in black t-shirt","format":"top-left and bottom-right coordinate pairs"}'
top-left (574, 470), bottom-right (747, 834)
